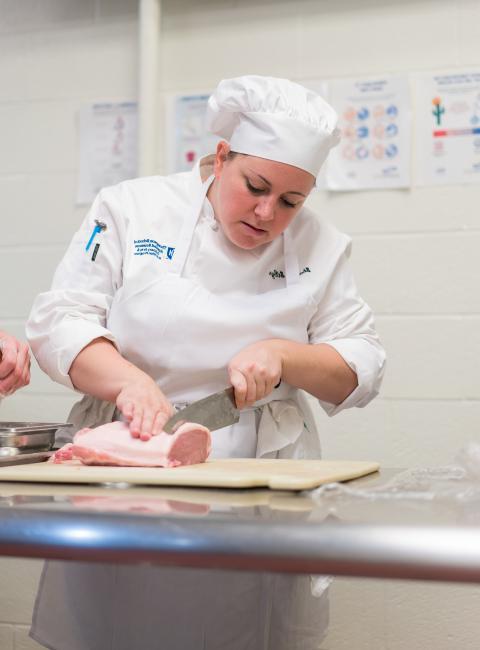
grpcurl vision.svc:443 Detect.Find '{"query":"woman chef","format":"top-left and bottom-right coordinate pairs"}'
top-left (26, 76), bottom-right (385, 650)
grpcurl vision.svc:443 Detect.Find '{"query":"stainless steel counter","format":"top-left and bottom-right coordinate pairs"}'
top-left (1, 468), bottom-right (480, 583)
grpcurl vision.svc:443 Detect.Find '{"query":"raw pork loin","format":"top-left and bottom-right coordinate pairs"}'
top-left (53, 420), bottom-right (211, 468)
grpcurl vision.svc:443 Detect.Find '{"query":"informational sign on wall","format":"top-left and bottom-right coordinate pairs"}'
top-left (166, 93), bottom-right (220, 174)
top-left (415, 71), bottom-right (480, 186)
top-left (76, 102), bottom-right (138, 205)
top-left (326, 76), bottom-right (411, 191)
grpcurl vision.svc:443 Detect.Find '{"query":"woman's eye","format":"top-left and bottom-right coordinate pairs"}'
top-left (246, 180), bottom-right (264, 194)
top-left (246, 179), bottom-right (297, 208)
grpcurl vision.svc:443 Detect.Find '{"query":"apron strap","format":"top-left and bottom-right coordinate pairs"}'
top-left (168, 171), bottom-right (215, 277)
top-left (283, 227), bottom-right (300, 286)
top-left (256, 398), bottom-right (305, 458)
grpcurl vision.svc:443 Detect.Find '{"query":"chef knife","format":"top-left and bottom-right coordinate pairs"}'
top-left (163, 387), bottom-right (240, 434)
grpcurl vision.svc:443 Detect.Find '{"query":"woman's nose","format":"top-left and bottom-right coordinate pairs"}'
top-left (254, 197), bottom-right (275, 221)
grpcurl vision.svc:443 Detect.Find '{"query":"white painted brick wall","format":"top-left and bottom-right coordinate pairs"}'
top-left (0, 559), bottom-right (44, 649)
top-left (0, 2), bottom-right (138, 648)
top-left (326, 579), bottom-right (480, 650)
top-left (0, 0), bottom-right (479, 648)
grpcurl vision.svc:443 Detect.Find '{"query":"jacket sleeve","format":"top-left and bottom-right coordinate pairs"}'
top-left (308, 240), bottom-right (386, 416)
top-left (26, 190), bottom-right (124, 389)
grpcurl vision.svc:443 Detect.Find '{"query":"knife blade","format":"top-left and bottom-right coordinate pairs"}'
top-left (163, 387), bottom-right (240, 434)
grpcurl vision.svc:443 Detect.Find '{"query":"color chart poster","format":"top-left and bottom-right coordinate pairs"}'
top-left (415, 71), bottom-right (480, 186)
top-left (326, 75), bottom-right (411, 191)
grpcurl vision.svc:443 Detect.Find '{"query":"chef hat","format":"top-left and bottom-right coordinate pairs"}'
top-left (206, 75), bottom-right (340, 177)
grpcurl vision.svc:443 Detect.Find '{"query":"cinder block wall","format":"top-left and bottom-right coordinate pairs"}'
top-left (0, 559), bottom-right (43, 650)
top-left (0, 0), bottom-right (479, 648)
top-left (0, 2), bottom-right (138, 648)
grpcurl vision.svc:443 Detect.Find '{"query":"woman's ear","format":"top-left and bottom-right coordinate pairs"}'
top-left (213, 140), bottom-right (231, 176)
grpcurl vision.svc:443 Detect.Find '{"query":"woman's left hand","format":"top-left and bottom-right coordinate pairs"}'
top-left (227, 340), bottom-right (283, 409)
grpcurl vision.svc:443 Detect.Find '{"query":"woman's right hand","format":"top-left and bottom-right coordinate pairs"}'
top-left (68, 338), bottom-right (175, 442)
top-left (115, 376), bottom-right (174, 441)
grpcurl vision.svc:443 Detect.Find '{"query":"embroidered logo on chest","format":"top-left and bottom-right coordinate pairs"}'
top-left (268, 269), bottom-right (285, 279)
top-left (268, 267), bottom-right (311, 279)
top-left (134, 239), bottom-right (175, 261)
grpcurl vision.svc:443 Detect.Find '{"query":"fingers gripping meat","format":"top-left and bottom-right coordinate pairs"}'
top-left (52, 421), bottom-right (211, 467)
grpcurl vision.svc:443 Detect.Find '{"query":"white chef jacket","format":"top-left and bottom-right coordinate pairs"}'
top-left (26, 159), bottom-right (385, 650)
top-left (27, 158), bottom-right (385, 454)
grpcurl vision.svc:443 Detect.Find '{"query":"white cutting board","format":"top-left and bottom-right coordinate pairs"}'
top-left (0, 458), bottom-right (379, 491)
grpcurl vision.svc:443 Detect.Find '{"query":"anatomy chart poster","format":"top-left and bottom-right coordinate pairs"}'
top-left (326, 76), bottom-right (411, 191)
top-left (166, 93), bottom-right (220, 173)
top-left (77, 102), bottom-right (138, 205)
top-left (415, 71), bottom-right (480, 186)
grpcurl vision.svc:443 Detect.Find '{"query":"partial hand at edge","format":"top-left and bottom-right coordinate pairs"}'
top-left (0, 332), bottom-right (31, 396)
